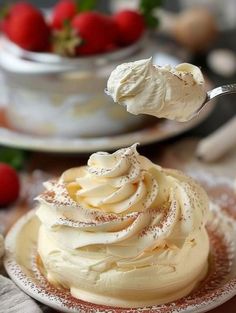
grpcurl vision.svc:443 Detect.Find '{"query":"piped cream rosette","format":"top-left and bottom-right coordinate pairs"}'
top-left (36, 144), bottom-right (210, 308)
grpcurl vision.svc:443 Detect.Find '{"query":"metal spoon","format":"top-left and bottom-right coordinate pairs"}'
top-left (197, 83), bottom-right (236, 116)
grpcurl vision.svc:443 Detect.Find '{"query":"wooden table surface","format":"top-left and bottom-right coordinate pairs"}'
top-left (1, 140), bottom-right (236, 313)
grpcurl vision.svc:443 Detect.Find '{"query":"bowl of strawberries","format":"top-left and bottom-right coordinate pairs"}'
top-left (0, 0), bottom-right (159, 137)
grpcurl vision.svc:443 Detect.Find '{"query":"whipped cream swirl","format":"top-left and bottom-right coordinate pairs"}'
top-left (36, 144), bottom-right (210, 308)
top-left (68, 143), bottom-right (158, 214)
top-left (107, 58), bottom-right (206, 122)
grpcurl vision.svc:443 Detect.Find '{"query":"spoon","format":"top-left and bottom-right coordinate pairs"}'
top-left (196, 83), bottom-right (236, 116)
top-left (105, 82), bottom-right (236, 122)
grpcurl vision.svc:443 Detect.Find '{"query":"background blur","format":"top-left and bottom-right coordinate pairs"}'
top-left (0, 0), bottom-right (235, 133)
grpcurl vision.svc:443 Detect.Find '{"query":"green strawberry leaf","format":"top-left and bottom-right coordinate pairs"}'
top-left (0, 147), bottom-right (26, 170)
top-left (53, 20), bottom-right (82, 57)
top-left (78, 0), bottom-right (96, 12)
top-left (139, 0), bottom-right (163, 29)
top-left (0, 4), bottom-right (9, 20)
top-left (143, 13), bottom-right (158, 28)
top-left (140, 0), bottom-right (163, 12)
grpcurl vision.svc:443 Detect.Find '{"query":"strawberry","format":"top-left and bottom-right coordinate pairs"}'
top-left (0, 163), bottom-right (20, 207)
top-left (51, 0), bottom-right (77, 30)
top-left (71, 12), bottom-right (118, 55)
top-left (7, 1), bottom-right (35, 16)
top-left (1, 2), bottom-right (34, 33)
top-left (114, 10), bottom-right (145, 45)
top-left (3, 2), bottom-right (50, 51)
top-left (103, 16), bottom-right (119, 51)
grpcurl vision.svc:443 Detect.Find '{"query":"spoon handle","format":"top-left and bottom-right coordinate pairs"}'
top-left (206, 83), bottom-right (236, 101)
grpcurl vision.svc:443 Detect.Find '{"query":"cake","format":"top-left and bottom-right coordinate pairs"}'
top-left (36, 144), bottom-right (209, 308)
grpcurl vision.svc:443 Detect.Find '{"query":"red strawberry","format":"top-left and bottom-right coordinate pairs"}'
top-left (114, 10), bottom-right (145, 45)
top-left (0, 163), bottom-right (20, 207)
top-left (103, 16), bottom-right (119, 52)
top-left (8, 1), bottom-right (35, 15)
top-left (1, 2), bottom-right (34, 33)
top-left (3, 3), bottom-right (50, 51)
top-left (51, 0), bottom-right (77, 30)
top-left (71, 12), bottom-right (118, 55)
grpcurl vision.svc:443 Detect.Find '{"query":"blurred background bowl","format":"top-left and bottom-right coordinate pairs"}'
top-left (0, 35), bottom-right (154, 138)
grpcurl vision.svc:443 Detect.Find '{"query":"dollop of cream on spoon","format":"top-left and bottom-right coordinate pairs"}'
top-left (107, 58), bottom-right (206, 122)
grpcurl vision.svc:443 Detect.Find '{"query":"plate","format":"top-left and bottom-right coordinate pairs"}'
top-left (4, 172), bottom-right (236, 313)
top-left (0, 103), bottom-right (214, 153)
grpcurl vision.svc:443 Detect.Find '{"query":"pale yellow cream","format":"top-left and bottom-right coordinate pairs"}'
top-left (36, 144), bottom-right (209, 308)
top-left (106, 58), bottom-right (206, 122)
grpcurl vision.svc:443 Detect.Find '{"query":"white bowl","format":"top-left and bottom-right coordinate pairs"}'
top-left (0, 36), bottom-right (150, 137)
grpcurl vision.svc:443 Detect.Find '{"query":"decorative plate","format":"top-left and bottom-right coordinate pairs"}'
top-left (0, 103), bottom-right (214, 153)
top-left (4, 172), bottom-right (236, 313)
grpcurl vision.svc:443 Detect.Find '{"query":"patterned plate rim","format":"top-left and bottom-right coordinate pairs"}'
top-left (4, 204), bottom-right (236, 313)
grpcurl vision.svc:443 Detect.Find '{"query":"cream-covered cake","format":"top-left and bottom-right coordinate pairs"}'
top-left (106, 58), bottom-right (206, 122)
top-left (36, 144), bottom-right (209, 308)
